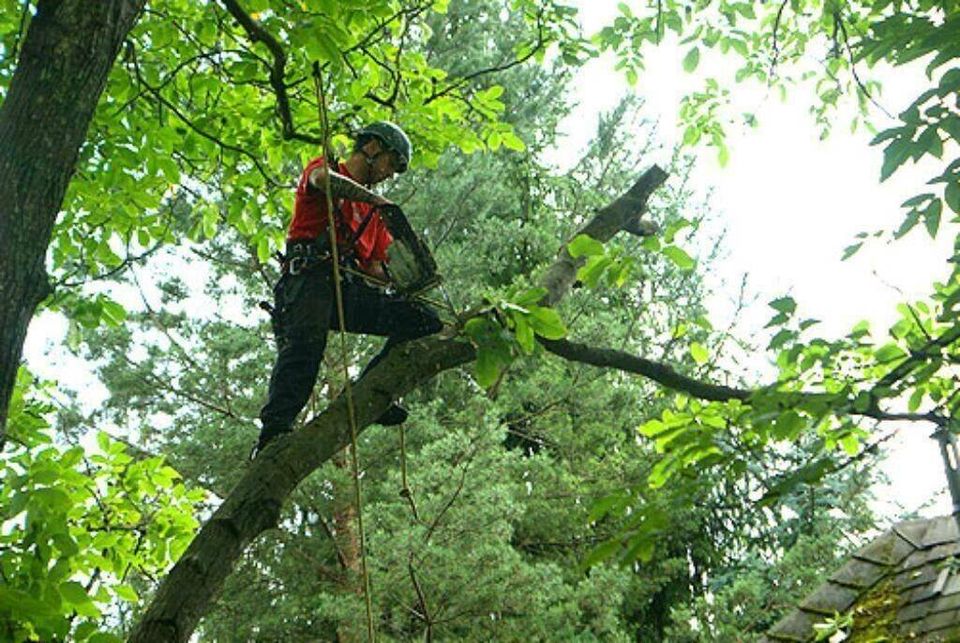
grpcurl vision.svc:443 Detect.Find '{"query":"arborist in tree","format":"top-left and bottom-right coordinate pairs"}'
top-left (253, 121), bottom-right (443, 457)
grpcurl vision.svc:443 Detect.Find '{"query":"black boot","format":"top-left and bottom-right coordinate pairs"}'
top-left (376, 403), bottom-right (408, 426)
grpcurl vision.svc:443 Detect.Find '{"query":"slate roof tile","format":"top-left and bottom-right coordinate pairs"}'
top-left (897, 518), bottom-right (935, 548)
top-left (829, 558), bottom-right (888, 589)
top-left (854, 531), bottom-right (917, 566)
top-left (929, 590), bottom-right (960, 614)
top-left (922, 516), bottom-right (960, 548)
top-left (915, 608), bottom-right (960, 634)
top-left (899, 598), bottom-right (932, 623)
top-left (903, 543), bottom-right (960, 571)
top-left (896, 565), bottom-right (940, 591)
top-left (798, 582), bottom-right (860, 615)
top-left (766, 609), bottom-right (824, 641)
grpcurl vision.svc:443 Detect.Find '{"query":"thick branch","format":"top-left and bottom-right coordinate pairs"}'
top-left (541, 338), bottom-right (750, 402)
top-left (540, 337), bottom-right (950, 426)
top-left (0, 0), bottom-right (145, 445)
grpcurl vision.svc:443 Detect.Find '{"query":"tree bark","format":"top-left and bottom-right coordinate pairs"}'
top-left (128, 165), bottom-right (666, 642)
top-left (0, 0), bottom-right (144, 446)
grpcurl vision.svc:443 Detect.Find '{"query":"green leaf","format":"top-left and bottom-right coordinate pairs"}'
top-left (717, 144), bottom-right (730, 167)
top-left (682, 47), bottom-right (700, 73)
top-left (526, 306), bottom-right (567, 340)
top-left (853, 391), bottom-right (872, 413)
top-left (840, 434), bottom-right (859, 456)
top-left (501, 131), bottom-right (526, 151)
top-left (582, 539), bottom-right (621, 568)
top-left (908, 388), bottom-right (924, 412)
top-left (923, 200), bottom-right (942, 237)
top-left (475, 347), bottom-right (500, 388)
top-left (568, 234), bottom-right (604, 258)
top-left (256, 236), bottom-right (271, 264)
top-left (771, 411), bottom-right (804, 440)
top-left (769, 296), bottom-right (797, 315)
top-left (841, 242), bottom-right (863, 260)
top-left (88, 634), bottom-right (124, 643)
top-left (588, 493), bottom-right (627, 522)
top-left (880, 139), bottom-right (912, 181)
top-left (113, 584), bottom-right (139, 603)
top-left (578, 255), bottom-right (613, 288)
top-left (514, 317), bottom-right (535, 354)
top-left (100, 300), bottom-right (127, 327)
top-left (689, 342), bottom-right (708, 365)
top-left (661, 245), bottom-right (695, 270)
top-left (874, 343), bottom-right (906, 363)
top-left (60, 581), bottom-right (92, 605)
top-left (945, 182), bottom-right (960, 214)
top-left (513, 287), bottom-right (547, 307)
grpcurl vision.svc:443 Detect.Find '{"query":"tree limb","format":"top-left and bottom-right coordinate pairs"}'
top-left (539, 336), bottom-right (951, 426)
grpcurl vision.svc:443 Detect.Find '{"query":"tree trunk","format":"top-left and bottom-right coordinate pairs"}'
top-left (333, 451), bottom-right (363, 643)
top-left (0, 0), bottom-right (143, 446)
top-left (129, 166), bottom-right (667, 642)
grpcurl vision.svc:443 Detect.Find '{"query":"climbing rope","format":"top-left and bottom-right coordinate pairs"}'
top-left (313, 64), bottom-right (377, 642)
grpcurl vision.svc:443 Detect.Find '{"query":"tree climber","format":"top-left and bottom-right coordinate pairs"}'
top-left (253, 121), bottom-right (443, 457)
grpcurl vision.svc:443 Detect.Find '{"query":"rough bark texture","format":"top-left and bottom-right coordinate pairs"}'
top-left (129, 166), bottom-right (667, 642)
top-left (0, 0), bottom-right (144, 446)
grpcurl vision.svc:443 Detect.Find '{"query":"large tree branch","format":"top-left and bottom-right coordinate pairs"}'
top-left (539, 337), bottom-right (950, 425)
top-left (540, 338), bottom-right (750, 402)
top-left (129, 165), bottom-right (667, 641)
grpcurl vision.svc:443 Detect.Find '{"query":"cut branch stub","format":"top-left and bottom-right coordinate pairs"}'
top-left (539, 164), bottom-right (668, 307)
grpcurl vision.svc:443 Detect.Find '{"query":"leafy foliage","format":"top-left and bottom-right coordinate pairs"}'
top-left (1, 369), bottom-right (202, 641)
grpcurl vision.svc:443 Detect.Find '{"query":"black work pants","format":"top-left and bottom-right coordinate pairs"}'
top-left (259, 262), bottom-right (442, 434)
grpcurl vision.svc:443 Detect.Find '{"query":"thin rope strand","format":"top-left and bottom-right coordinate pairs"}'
top-left (313, 65), bottom-right (377, 642)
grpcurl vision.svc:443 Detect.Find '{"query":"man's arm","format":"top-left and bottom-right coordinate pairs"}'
top-left (308, 165), bottom-right (390, 205)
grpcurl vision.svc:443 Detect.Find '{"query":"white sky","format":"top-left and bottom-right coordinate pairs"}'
top-left (23, 1), bottom-right (953, 519)
top-left (558, 1), bottom-right (955, 518)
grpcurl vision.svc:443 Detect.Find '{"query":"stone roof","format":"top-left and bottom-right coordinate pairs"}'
top-left (762, 514), bottom-right (960, 642)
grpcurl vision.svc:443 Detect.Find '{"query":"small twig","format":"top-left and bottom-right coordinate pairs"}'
top-left (127, 41), bottom-right (285, 188)
top-left (836, 12), bottom-right (894, 119)
top-left (408, 559), bottom-right (433, 640)
top-left (768, 0), bottom-right (789, 79)
top-left (423, 9), bottom-right (547, 105)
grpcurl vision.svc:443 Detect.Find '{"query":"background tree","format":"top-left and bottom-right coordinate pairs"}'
top-left (33, 2), bottom-right (885, 640)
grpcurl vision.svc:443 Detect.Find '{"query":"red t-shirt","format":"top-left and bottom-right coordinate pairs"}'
top-left (287, 157), bottom-right (393, 268)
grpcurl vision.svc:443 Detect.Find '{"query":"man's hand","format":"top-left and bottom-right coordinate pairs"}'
top-left (309, 166), bottom-right (385, 205)
top-left (364, 260), bottom-right (389, 283)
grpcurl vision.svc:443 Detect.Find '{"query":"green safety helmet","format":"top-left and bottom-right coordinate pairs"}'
top-left (357, 121), bottom-right (412, 173)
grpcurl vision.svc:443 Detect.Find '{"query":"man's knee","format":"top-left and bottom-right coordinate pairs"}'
top-left (277, 324), bottom-right (327, 356)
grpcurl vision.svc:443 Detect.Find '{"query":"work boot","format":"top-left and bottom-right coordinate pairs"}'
top-left (376, 403), bottom-right (408, 426)
top-left (249, 426), bottom-right (292, 460)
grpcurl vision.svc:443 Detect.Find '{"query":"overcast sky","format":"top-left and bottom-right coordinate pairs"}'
top-left (558, 1), bottom-right (956, 518)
